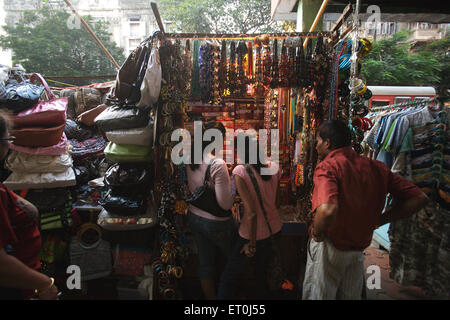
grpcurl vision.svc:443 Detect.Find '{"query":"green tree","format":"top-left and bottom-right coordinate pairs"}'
top-left (361, 32), bottom-right (441, 87)
top-left (0, 6), bottom-right (125, 86)
top-left (413, 36), bottom-right (450, 99)
top-left (159, 0), bottom-right (281, 34)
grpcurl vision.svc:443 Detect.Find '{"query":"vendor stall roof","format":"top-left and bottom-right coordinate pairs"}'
top-left (273, 0), bottom-right (450, 22)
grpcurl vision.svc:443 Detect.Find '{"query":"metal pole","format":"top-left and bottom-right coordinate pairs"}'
top-left (62, 0), bottom-right (120, 70)
top-left (303, 0), bottom-right (330, 49)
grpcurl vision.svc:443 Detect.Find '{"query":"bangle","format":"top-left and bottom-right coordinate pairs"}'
top-left (35, 277), bottom-right (54, 296)
top-left (248, 244), bottom-right (256, 251)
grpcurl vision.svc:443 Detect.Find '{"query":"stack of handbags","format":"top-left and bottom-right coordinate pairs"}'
top-left (99, 163), bottom-right (152, 217)
top-left (9, 73), bottom-right (67, 148)
top-left (94, 104), bottom-right (153, 162)
top-left (4, 74), bottom-right (76, 190)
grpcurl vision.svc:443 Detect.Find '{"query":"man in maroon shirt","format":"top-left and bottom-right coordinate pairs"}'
top-left (302, 120), bottom-right (428, 300)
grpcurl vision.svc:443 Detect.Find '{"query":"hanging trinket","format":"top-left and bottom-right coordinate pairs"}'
top-left (218, 40), bottom-right (228, 97)
top-left (254, 37), bottom-right (265, 96)
top-left (237, 40), bottom-right (248, 96)
top-left (279, 40), bottom-right (289, 88)
top-left (261, 35), bottom-right (272, 87)
top-left (270, 39), bottom-right (279, 89)
top-left (296, 38), bottom-right (306, 88)
top-left (228, 41), bottom-right (237, 96)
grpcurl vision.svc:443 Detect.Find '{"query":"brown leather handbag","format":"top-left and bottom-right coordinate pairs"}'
top-left (115, 45), bottom-right (148, 101)
top-left (77, 103), bottom-right (108, 126)
top-left (11, 123), bottom-right (66, 147)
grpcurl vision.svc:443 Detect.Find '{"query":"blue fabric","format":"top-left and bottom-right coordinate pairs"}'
top-left (187, 212), bottom-right (237, 279)
top-left (217, 235), bottom-right (273, 300)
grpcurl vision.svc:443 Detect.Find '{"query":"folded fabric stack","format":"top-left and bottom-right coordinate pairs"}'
top-left (3, 73), bottom-right (76, 190)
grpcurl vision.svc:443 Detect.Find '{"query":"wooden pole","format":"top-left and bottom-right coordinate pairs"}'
top-left (151, 2), bottom-right (166, 35)
top-left (303, 0), bottom-right (330, 49)
top-left (62, 0), bottom-right (120, 70)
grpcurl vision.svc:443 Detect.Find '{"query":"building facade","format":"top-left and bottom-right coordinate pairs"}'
top-left (1, 0), bottom-right (171, 67)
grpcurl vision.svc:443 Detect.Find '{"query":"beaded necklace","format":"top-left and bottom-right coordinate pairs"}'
top-left (262, 37), bottom-right (272, 87)
top-left (270, 39), bottom-right (279, 89)
top-left (228, 41), bottom-right (237, 96)
top-left (279, 40), bottom-right (289, 88)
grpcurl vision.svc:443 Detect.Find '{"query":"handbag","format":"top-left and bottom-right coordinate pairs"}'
top-left (73, 87), bottom-right (102, 117)
top-left (112, 245), bottom-right (152, 276)
top-left (104, 142), bottom-right (152, 163)
top-left (10, 88), bottom-right (67, 128)
top-left (105, 120), bottom-right (153, 146)
top-left (64, 118), bottom-right (94, 141)
top-left (104, 163), bottom-right (151, 195)
top-left (10, 132), bottom-right (69, 156)
top-left (99, 189), bottom-right (148, 216)
top-left (136, 47), bottom-right (161, 107)
top-left (244, 165), bottom-right (286, 291)
top-left (128, 41), bottom-right (152, 104)
top-left (4, 167), bottom-right (77, 190)
top-left (5, 151), bottom-right (73, 173)
top-left (115, 43), bottom-right (150, 102)
top-left (76, 103), bottom-right (108, 126)
top-left (10, 123), bottom-right (66, 147)
top-left (0, 69), bottom-right (44, 113)
top-left (185, 159), bottom-right (232, 218)
top-left (69, 227), bottom-right (112, 281)
top-left (94, 105), bottom-right (150, 132)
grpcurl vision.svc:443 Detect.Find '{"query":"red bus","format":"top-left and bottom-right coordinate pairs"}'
top-left (368, 86), bottom-right (436, 109)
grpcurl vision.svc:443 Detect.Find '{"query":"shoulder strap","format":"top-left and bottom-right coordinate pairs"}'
top-left (203, 158), bottom-right (215, 186)
top-left (244, 165), bottom-right (273, 235)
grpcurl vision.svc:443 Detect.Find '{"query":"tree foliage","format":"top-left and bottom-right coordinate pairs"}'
top-left (0, 6), bottom-right (125, 85)
top-left (361, 32), bottom-right (442, 87)
top-left (159, 0), bottom-right (282, 34)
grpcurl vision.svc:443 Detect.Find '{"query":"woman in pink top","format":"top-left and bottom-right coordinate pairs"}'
top-left (217, 133), bottom-right (282, 300)
top-left (186, 123), bottom-right (237, 300)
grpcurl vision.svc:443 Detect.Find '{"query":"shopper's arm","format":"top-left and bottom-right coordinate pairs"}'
top-left (234, 175), bottom-right (257, 257)
top-left (0, 248), bottom-right (58, 299)
top-left (312, 203), bottom-right (338, 242)
top-left (15, 196), bottom-right (39, 222)
top-left (378, 193), bottom-right (429, 227)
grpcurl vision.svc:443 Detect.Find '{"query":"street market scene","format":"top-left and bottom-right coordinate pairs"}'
top-left (0, 0), bottom-right (448, 302)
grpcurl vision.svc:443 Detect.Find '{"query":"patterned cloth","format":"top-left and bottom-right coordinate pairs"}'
top-left (69, 135), bottom-right (107, 160)
top-left (388, 107), bottom-right (450, 298)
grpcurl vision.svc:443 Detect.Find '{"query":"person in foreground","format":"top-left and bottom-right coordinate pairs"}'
top-left (217, 133), bottom-right (282, 300)
top-left (302, 120), bottom-right (429, 300)
top-left (0, 113), bottom-right (59, 300)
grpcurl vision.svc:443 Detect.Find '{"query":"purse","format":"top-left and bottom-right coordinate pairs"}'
top-left (105, 120), bottom-right (153, 146)
top-left (244, 165), bottom-right (286, 291)
top-left (104, 163), bottom-right (151, 195)
top-left (73, 87), bottom-right (102, 117)
top-left (0, 69), bottom-right (44, 113)
top-left (69, 228), bottom-right (112, 281)
top-left (115, 44), bottom-right (150, 101)
top-left (4, 167), bottom-right (77, 190)
top-left (104, 142), bottom-right (152, 163)
top-left (10, 89), bottom-right (67, 128)
top-left (94, 105), bottom-right (150, 132)
top-left (10, 123), bottom-right (66, 147)
top-left (185, 160), bottom-right (232, 218)
top-left (99, 189), bottom-right (148, 216)
top-left (136, 47), bottom-right (161, 107)
top-left (5, 151), bottom-right (73, 174)
top-left (10, 132), bottom-right (69, 156)
top-left (64, 118), bottom-right (94, 141)
top-left (76, 103), bottom-right (108, 126)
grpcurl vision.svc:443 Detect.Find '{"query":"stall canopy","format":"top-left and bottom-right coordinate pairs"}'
top-left (272, 0), bottom-right (450, 23)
